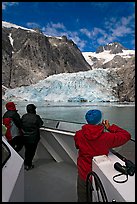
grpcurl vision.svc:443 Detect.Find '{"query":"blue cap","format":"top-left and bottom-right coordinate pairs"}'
top-left (85, 109), bottom-right (102, 125)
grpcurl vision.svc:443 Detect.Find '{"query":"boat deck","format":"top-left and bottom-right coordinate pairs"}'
top-left (21, 141), bottom-right (135, 202)
top-left (24, 159), bottom-right (77, 202)
top-left (2, 119), bottom-right (135, 202)
top-left (19, 143), bottom-right (77, 202)
top-left (19, 119), bottom-right (135, 202)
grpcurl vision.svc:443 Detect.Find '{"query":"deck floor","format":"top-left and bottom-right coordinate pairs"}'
top-left (24, 158), bottom-right (77, 202)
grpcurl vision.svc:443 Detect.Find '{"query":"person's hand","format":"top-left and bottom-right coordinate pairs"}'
top-left (102, 120), bottom-right (110, 129)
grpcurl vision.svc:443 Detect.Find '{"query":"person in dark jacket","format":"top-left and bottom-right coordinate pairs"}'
top-left (74, 109), bottom-right (131, 202)
top-left (21, 104), bottom-right (43, 170)
top-left (3, 102), bottom-right (23, 152)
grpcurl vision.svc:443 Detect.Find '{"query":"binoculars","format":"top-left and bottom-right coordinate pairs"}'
top-left (114, 159), bottom-right (135, 176)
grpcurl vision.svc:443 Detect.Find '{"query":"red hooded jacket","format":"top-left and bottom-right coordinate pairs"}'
top-left (3, 102), bottom-right (22, 141)
top-left (74, 123), bottom-right (131, 181)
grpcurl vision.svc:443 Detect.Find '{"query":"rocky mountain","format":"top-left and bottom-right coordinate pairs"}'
top-left (113, 57), bottom-right (135, 102)
top-left (96, 42), bottom-right (128, 54)
top-left (2, 21), bottom-right (91, 88)
top-left (2, 21), bottom-right (135, 102)
top-left (82, 46), bottom-right (135, 102)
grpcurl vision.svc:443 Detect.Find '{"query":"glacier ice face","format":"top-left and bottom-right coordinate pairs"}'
top-left (4, 69), bottom-right (119, 102)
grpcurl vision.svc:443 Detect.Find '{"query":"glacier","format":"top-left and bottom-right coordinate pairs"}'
top-left (4, 68), bottom-right (120, 103)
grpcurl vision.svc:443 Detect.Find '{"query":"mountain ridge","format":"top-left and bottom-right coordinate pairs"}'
top-left (2, 21), bottom-right (91, 88)
top-left (2, 21), bottom-right (135, 102)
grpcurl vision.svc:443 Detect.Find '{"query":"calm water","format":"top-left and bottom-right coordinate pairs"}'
top-left (2, 101), bottom-right (135, 140)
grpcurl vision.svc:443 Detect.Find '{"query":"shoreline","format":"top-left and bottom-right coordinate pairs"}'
top-left (2, 100), bottom-right (135, 108)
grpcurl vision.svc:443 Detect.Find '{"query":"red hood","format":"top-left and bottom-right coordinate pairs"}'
top-left (6, 102), bottom-right (16, 111)
top-left (81, 124), bottom-right (104, 140)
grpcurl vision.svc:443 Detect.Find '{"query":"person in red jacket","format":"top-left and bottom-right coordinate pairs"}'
top-left (3, 102), bottom-right (23, 152)
top-left (74, 109), bottom-right (131, 202)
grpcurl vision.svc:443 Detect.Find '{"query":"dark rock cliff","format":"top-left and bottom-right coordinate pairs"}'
top-left (2, 25), bottom-right (91, 88)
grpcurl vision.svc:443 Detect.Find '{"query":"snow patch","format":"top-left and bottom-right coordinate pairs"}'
top-left (8, 33), bottom-right (14, 47)
top-left (2, 21), bottom-right (36, 33)
top-left (82, 49), bottom-right (135, 65)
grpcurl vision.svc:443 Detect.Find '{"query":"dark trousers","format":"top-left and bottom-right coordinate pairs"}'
top-left (24, 142), bottom-right (38, 166)
top-left (77, 175), bottom-right (92, 202)
top-left (9, 136), bottom-right (24, 152)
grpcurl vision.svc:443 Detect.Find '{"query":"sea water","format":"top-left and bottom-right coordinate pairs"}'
top-left (2, 101), bottom-right (135, 140)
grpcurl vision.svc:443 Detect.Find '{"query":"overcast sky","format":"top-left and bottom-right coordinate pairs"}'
top-left (2, 2), bottom-right (135, 52)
